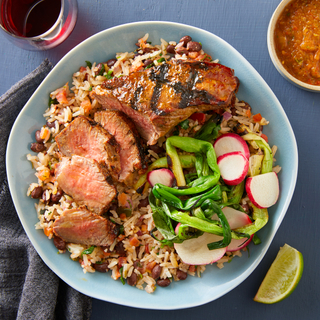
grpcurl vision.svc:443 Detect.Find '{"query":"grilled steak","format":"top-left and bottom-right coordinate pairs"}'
top-left (55, 155), bottom-right (116, 214)
top-left (55, 116), bottom-right (120, 180)
top-left (53, 207), bottom-right (118, 247)
top-left (94, 110), bottom-right (147, 186)
top-left (91, 60), bottom-right (239, 145)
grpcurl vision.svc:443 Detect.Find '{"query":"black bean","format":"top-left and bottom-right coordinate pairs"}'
top-left (35, 130), bottom-right (44, 143)
top-left (151, 264), bottom-right (162, 279)
top-left (106, 58), bottom-right (117, 68)
top-left (138, 197), bottom-right (149, 209)
top-left (157, 278), bottom-right (171, 287)
top-left (50, 190), bottom-right (64, 204)
top-left (179, 35), bottom-right (192, 46)
top-left (176, 269), bottom-right (188, 280)
top-left (46, 120), bottom-right (56, 128)
top-left (53, 236), bottom-right (66, 251)
top-left (114, 241), bottom-right (126, 256)
top-left (166, 44), bottom-right (176, 54)
top-left (92, 262), bottom-right (109, 273)
top-left (133, 260), bottom-right (144, 273)
top-left (143, 59), bottom-right (153, 67)
top-left (127, 272), bottom-right (138, 286)
top-left (187, 41), bottom-right (202, 52)
top-left (175, 45), bottom-right (189, 55)
top-left (31, 186), bottom-right (43, 199)
top-left (95, 63), bottom-right (104, 76)
top-left (30, 142), bottom-right (46, 152)
top-left (42, 191), bottom-right (49, 203)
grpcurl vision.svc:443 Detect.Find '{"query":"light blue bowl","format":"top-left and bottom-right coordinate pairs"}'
top-left (6, 21), bottom-right (298, 309)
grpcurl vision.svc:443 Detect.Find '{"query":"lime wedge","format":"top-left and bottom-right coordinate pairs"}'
top-left (254, 244), bottom-right (303, 304)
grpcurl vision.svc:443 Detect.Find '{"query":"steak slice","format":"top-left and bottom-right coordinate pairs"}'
top-left (55, 155), bottom-right (116, 214)
top-left (94, 110), bottom-right (147, 186)
top-left (53, 207), bottom-right (118, 247)
top-left (91, 60), bottom-right (239, 145)
top-left (55, 115), bottom-right (120, 180)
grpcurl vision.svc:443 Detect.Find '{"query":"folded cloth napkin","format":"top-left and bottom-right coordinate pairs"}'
top-left (0, 60), bottom-right (92, 320)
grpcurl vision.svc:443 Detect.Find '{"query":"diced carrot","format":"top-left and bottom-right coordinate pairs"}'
top-left (253, 113), bottom-right (262, 122)
top-left (119, 213), bottom-right (127, 220)
top-left (118, 256), bottom-right (127, 268)
top-left (118, 192), bottom-right (129, 207)
top-left (114, 267), bottom-right (121, 280)
top-left (80, 99), bottom-right (92, 113)
top-left (188, 51), bottom-right (199, 59)
top-left (129, 236), bottom-right (140, 247)
top-left (103, 251), bottom-right (111, 257)
top-left (140, 224), bottom-right (148, 233)
top-left (37, 168), bottom-right (51, 181)
top-left (40, 127), bottom-right (50, 140)
top-left (145, 244), bottom-right (150, 254)
top-left (145, 261), bottom-right (157, 273)
top-left (117, 234), bottom-right (125, 241)
top-left (261, 133), bottom-right (269, 143)
top-left (56, 88), bottom-right (69, 104)
top-left (245, 109), bottom-right (251, 118)
top-left (44, 227), bottom-right (53, 238)
top-left (189, 112), bottom-right (206, 124)
top-left (188, 265), bottom-right (196, 272)
top-left (79, 66), bottom-right (86, 72)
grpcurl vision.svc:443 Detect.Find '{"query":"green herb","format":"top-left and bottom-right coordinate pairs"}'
top-left (145, 63), bottom-right (154, 69)
top-left (48, 97), bottom-right (58, 106)
top-left (119, 267), bottom-right (125, 285)
top-left (96, 63), bottom-right (105, 76)
top-left (105, 69), bottom-right (113, 79)
top-left (179, 119), bottom-right (189, 130)
top-left (147, 41), bottom-right (152, 44)
top-left (81, 246), bottom-right (95, 257)
top-left (157, 57), bottom-right (165, 63)
top-left (110, 218), bottom-right (116, 224)
top-left (85, 61), bottom-right (92, 68)
top-left (48, 161), bottom-right (52, 170)
top-left (89, 86), bottom-right (92, 91)
top-left (119, 225), bottom-right (124, 235)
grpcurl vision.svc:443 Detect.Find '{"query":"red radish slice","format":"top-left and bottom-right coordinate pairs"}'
top-left (174, 233), bottom-right (226, 265)
top-left (214, 133), bottom-right (250, 159)
top-left (147, 168), bottom-right (175, 187)
top-left (217, 151), bottom-right (249, 185)
top-left (222, 207), bottom-right (253, 251)
top-left (246, 172), bottom-right (279, 208)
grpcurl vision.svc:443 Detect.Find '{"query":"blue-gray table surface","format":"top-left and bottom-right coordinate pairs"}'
top-left (1, 1), bottom-right (319, 319)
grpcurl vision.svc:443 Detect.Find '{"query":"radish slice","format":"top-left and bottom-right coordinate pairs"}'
top-left (174, 233), bottom-right (226, 265)
top-left (147, 168), bottom-right (175, 187)
top-left (214, 133), bottom-right (250, 159)
top-left (217, 151), bottom-right (249, 185)
top-left (211, 207), bottom-right (253, 251)
top-left (246, 172), bottom-right (279, 208)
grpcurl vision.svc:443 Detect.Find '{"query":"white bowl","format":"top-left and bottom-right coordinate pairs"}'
top-left (6, 21), bottom-right (298, 309)
top-left (267, 0), bottom-right (320, 92)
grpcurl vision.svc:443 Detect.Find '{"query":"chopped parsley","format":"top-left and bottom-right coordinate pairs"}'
top-left (85, 61), bottom-right (92, 68)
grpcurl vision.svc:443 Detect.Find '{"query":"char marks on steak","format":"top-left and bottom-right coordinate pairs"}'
top-left (55, 116), bottom-right (120, 180)
top-left (91, 60), bottom-right (239, 145)
top-left (55, 155), bottom-right (116, 214)
top-left (53, 207), bottom-right (118, 247)
top-left (94, 110), bottom-right (147, 186)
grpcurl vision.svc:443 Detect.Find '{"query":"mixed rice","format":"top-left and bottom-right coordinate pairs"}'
top-left (27, 34), bottom-right (281, 293)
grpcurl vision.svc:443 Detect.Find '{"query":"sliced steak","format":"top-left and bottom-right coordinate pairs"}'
top-left (94, 110), bottom-right (147, 186)
top-left (55, 115), bottom-right (120, 180)
top-left (53, 207), bottom-right (118, 247)
top-left (91, 60), bottom-right (239, 145)
top-left (55, 155), bottom-right (116, 214)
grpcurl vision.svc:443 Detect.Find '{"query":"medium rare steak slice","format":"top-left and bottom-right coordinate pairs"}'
top-left (55, 155), bottom-right (116, 214)
top-left (91, 60), bottom-right (239, 145)
top-left (55, 115), bottom-right (120, 180)
top-left (53, 207), bottom-right (118, 247)
top-left (94, 110), bottom-right (147, 186)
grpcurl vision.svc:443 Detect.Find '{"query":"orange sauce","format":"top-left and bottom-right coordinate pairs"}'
top-left (274, 0), bottom-right (320, 85)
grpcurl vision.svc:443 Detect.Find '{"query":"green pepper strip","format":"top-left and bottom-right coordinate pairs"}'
top-left (242, 133), bottom-right (273, 173)
top-left (134, 154), bottom-right (196, 190)
top-left (152, 184), bottom-right (221, 211)
top-left (176, 223), bottom-right (204, 240)
top-left (194, 113), bottom-right (222, 142)
top-left (165, 136), bottom-right (220, 188)
top-left (233, 204), bottom-right (268, 235)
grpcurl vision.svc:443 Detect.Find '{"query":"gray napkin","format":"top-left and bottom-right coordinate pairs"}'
top-left (0, 59), bottom-right (92, 320)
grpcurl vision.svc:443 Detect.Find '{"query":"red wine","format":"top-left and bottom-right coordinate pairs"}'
top-left (1, 0), bottom-right (61, 37)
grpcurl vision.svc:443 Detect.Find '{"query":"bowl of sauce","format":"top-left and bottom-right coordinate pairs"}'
top-left (268, 0), bottom-right (320, 91)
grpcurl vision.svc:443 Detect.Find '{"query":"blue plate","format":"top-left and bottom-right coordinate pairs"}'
top-left (6, 21), bottom-right (298, 309)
